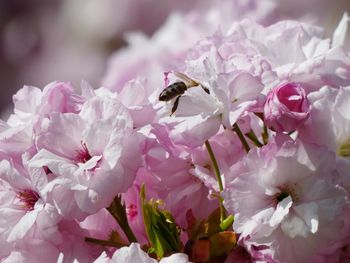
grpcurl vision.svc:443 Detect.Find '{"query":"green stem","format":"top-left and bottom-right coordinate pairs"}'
top-left (85, 237), bottom-right (126, 248)
top-left (232, 123), bottom-right (250, 153)
top-left (205, 140), bottom-right (223, 191)
top-left (245, 130), bottom-right (263, 148)
top-left (107, 196), bottom-right (138, 243)
top-left (205, 140), bottom-right (225, 222)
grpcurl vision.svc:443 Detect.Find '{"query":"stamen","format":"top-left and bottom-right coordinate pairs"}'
top-left (275, 191), bottom-right (290, 202)
top-left (17, 189), bottom-right (40, 211)
top-left (273, 184), bottom-right (298, 205)
top-left (75, 141), bottom-right (92, 163)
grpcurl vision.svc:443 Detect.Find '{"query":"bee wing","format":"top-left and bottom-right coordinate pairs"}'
top-left (174, 72), bottom-right (198, 87)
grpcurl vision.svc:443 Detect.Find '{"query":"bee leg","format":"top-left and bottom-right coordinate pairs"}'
top-left (170, 96), bottom-right (181, 116)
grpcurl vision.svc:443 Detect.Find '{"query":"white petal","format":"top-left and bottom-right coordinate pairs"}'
top-left (160, 253), bottom-right (190, 263)
top-left (111, 243), bottom-right (157, 263)
top-left (269, 195), bottom-right (293, 227)
top-left (77, 155), bottom-right (102, 170)
top-left (332, 13), bottom-right (350, 48)
top-left (7, 209), bottom-right (40, 242)
top-left (294, 203), bottom-right (319, 234)
top-left (281, 214), bottom-right (308, 239)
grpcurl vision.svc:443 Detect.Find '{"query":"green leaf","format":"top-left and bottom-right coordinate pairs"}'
top-left (141, 185), bottom-right (181, 259)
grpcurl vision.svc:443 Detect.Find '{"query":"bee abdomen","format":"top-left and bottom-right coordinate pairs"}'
top-left (159, 81), bottom-right (187, 101)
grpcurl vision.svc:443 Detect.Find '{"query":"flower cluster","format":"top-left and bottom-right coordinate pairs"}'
top-left (0, 83), bottom-right (142, 261)
top-left (1, 4), bottom-right (350, 263)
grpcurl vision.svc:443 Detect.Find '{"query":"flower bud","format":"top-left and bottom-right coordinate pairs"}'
top-left (264, 82), bottom-right (310, 132)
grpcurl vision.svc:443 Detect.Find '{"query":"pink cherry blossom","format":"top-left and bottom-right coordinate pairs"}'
top-left (0, 82), bottom-right (82, 159)
top-left (297, 86), bottom-right (350, 221)
top-left (101, 1), bottom-right (277, 133)
top-left (264, 82), bottom-right (310, 132)
top-left (298, 86), bottom-right (350, 159)
top-left (29, 95), bottom-right (142, 218)
top-left (1, 2), bottom-right (350, 261)
top-left (244, 19), bottom-right (350, 91)
top-left (223, 138), bottom-right (348, 263)
top-left (158, 17), bottom-right (349, 146)
top-left (159, 34), bottom-right (269, 147)
top-left (142, 125), bottom-right (219, 228)
top-left (0, 158), bottom-right (61, 254)
top-left (141, 124), bottom-right (245, 228)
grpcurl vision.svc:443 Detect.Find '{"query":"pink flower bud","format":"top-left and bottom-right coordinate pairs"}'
top-left (264, 83), bottom-right (310, 132)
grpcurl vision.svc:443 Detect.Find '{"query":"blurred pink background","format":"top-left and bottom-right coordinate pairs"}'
top-left (0, 0), bottom-right (349, 116)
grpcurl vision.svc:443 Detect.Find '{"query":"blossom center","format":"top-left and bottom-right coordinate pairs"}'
top-left (43, 166), bottom-right (53, 175)
top-left (275, 191), bottom-right (290, 202)
top-left (273, 184), bottom-right (298, 205)
top-left (17, 189), bottom-right (40, 211)
top-left (338, 139), bottom-right (350, 158)
top-left (76, 141), bottom-right (92, 163)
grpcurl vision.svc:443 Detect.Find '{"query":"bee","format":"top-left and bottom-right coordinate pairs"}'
top-left (159, 72), bottom-right (210, 115)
